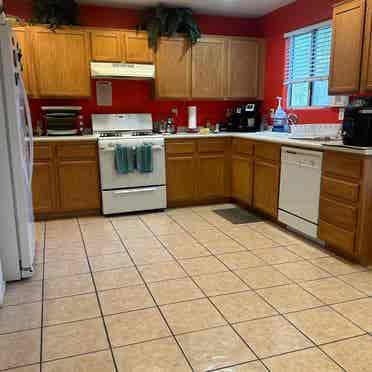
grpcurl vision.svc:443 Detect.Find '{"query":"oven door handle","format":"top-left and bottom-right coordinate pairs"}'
top-left (113, 188), bottom-right (157, 196)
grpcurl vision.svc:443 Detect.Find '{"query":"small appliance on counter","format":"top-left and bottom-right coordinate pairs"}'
top-left (42, 106), bottom-right (84, 136)
top-left (221, 103), bottom-right (261, 132)
top-left (342, 98), bottom-right (372, 147)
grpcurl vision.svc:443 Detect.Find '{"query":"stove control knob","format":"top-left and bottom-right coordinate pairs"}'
top-left (108, 143), bottom-right (115, 148)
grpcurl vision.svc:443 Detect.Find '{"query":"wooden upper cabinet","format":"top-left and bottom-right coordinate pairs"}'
top-left (124, 31), bottom-right (154, 63)
top-left (155, 37), bottom-right (191, 98)
top-left (91, 30), bottom-right (123, 62)
top-left (191, 37), bottom-right (227, 98)
top-left (31, 27), bottom-right (91, 97)
top-left (227, 38), bottom-right (265, 99)
top-left (361, 0), bottom-right (372, 91)
top-left (329, 0), bottom-right (366, 94)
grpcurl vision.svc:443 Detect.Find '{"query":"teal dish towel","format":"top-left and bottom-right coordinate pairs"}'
top-left (115, 145), bottom-right (135, 174)
top-left (136, 144), bottom-right (153, 173)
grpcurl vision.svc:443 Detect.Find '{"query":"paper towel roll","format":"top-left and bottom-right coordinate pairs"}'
top-left (188, 106), bottom-right (197, 130)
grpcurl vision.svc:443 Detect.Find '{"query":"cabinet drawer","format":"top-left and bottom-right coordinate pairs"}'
top-left (319, 197), bottom-right (358, 232)
top-left (198, 139), bottom-right (227, 153)
top-left (232, 139), bottom-right (254, 156)
top-left (319, 219), bottom-right (356, 255)
top-left (166, 141), bottom-right (196, 155)
top-left (34, 144), bottom-right (53, 161)
top-left (323, 151), bottom-right (362, 180)
top-left (254, 142), bottom-right (280, 163)
top-left (57, 143), bottom-right (97, 160)
top-left (322, 176), bottom-right (359, 203)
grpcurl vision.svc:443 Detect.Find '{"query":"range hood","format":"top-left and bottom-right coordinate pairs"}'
top-left (91, 62), bottom-right (155, 80)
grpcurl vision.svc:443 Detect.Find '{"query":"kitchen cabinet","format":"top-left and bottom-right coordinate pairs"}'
top-left (227, 38), bottom-right (265, 99)
top-left (191, 37), bottom-right (227, 98)
top-left (125, 31), bottom-right (154, 63)
top-left (155, 37), bottom-right (192, 99)
top-left (32, 140), bottom-right (101, 219)
top-left (31, 27), bottom-right (91, 97)
top-left (91, 30), bottom-right (123, 62)
top-left (361, 0), bottom-right (372, 91)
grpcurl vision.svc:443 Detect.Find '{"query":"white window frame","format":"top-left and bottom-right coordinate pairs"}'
top-left (284, 20), bottom-right (332, 110)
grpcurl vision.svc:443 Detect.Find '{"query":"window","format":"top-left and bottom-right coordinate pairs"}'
top-left (285, 21), bottom-right (332, 108)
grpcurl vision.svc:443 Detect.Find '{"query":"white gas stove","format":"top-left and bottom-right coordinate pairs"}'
top-left (92, 114), bottom-right (167, 215)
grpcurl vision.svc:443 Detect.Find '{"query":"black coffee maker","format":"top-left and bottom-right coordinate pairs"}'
top-left (222, 103), bottom-right (261, 132)
top-left (342, 98), bottom-right (372, 147)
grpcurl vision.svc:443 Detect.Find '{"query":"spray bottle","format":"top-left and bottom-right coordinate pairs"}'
top-left (272, 97), bottom-right (288, 132)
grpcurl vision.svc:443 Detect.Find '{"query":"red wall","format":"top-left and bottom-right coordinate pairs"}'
top-left (259, 0), bottom-right (341, 123)
top-left (5, 0), bottom-right (261, 128)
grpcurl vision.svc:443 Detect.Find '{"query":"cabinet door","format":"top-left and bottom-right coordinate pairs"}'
top-left (156, 38), bottom-right (191, 98)
top-left (329, 0), bottom-right (366, 94)
top-left (253, 160), bottom-right (280, 218)
top-left (361, 0), bottom-right (372, 91)
top-left (57, 160), bottom-right (100, 211)
top-left (191, 37), bottom-right (227, 98)
top-left (91, 30), bottom-right (123, 62)
top-left (232, 155), bottom-right (254, 205)
top-left (227, 38), bottom-right (265, 99)
top-left (32, 161), bottom-right (56, 214)
top-left (125, 31), bottom-right (154, 63)
top-left (198, 154), bottom-right (226, 201)
top-left (166, 156), bottom-right (197, 205)
top-left (32, 27), bottom-right (91, 97)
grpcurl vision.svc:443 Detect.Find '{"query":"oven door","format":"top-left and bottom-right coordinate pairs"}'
top-left (98, 137), bottom-right (166, 190)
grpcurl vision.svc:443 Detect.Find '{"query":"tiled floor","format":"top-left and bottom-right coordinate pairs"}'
top-left (1, 204), bottom-right (372, 371)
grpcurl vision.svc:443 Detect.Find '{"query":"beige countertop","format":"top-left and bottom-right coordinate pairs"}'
top-left (33, 132), bottom-right (372, 155)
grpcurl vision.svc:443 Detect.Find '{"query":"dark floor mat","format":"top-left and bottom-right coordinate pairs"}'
top-left (214, 207), bottom-right (264, 225)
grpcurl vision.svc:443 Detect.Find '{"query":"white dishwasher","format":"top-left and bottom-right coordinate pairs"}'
top-left (279, 147), bottom-right (323, 239)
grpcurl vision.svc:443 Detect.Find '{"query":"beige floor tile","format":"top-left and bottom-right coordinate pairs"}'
top-left (123, 236), bottom-right (163, 250)
top-left (274, 261), bottom-right (330, 282)
top-left (139, 261), bottom-right (187, 283)
top-left (263, 348), bottom-right (343, 372)
top-left (193, 271), bottom-right (249, 296)
top-left (44, 258), bottom-right (89, 279)
top-left (43, 350), bottom-right (115, 372)
top-left (114, 337), bottom-right (191, 372)
top-left (44, 241), bottom-right (85, 261)
top-left (42, 318), bottom-right (108, 361)
top-left (43, 293), bottom-right (100, 326)
top-left (0, 329), bottom-right (40, 370)
top-left (44, 274), bottom-right (94, 300)
top-left (217, 252), bottom-right (266, 270)
top-left (252, 246), bottom-right (302, 265)
top-left (8, 365), bottom-right (40, 372)
top-left (88, 252), bottom-right (133, 272)
top-left (216, 361), bottom-right (268, 371)
top-left (249, 223), bottom-right (299, 245)
top-left (202, 238), bottom-right (246, 255)
top-left (78, 216), bottom-right (111, 225)
top-left (234, 315), bottom-right (313, 358)
top-left (210, 291), bottom-right (277, 323)
top-left (339, 270), bottom-right (372, 295)
top-left (286, 241), bottom-right (331, 260)
top-left (332, 298), bottom-right (372, 332)
top-left (179, 256), bottom-right (228, 276)
top-left (158, 233), bottom-right (197, 248)
top-left (165, 243), bottom-right (211, 259)
top-left (311, 256), bottom-right (365, 276)
top-left (320, 335), bottom-right (372, 372)
top-left (148, 278), bottom-right (205, 305)
top-left (3, 280), bottom-right (42, 306)
top-left (85, 240), bottom-right (124, 257)
top-left (106, 308), bottom-right (170, 347)
top-left (227, 229), bottom-right (277, 250)
top-left (301, 277), bottom-right (366, 305)
top-left (257, 284), bottom-right (323, 313)
top-left (128, 247), bottom-right (174, 266)
top-left (235, 266), bottom-right (291, 289)
top-left (93, 267), bottom-right (143, 291)
top-left (0, 302), bottom-right (41, 334)
top-left (30, 263), bottom-right (43, 282)
top-left (177, 326), bottom-right (256, 372)
top-left (148, 222), bottom-right (185, 236)
top-left (99, 285), bottom-right (155, 315)
top-left (286, 307), bottom-right (364, 345)
top-left (190, 229), bottom-right (227, 243)
top-left (160, 298), bottom-right (226, 334)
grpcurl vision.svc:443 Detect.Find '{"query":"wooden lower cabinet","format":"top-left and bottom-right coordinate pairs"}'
top-left (32, 141), bottom-right (101, 219)
top-left (231, 155), bottom-right (254, 205)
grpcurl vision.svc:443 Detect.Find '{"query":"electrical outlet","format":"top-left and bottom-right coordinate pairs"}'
top-left (338, 108), bottom-right (345, 121)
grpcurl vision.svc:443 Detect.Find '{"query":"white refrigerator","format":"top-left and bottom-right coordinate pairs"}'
top-left (0, 13), bottom-right (35, 282)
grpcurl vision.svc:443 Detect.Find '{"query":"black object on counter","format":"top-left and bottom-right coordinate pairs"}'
top-left (220, 102), bottom-right (261, 133)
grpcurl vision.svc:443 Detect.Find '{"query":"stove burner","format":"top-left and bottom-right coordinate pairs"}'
top-left (98, 130), bottom-right (155, 138)
top-left (131, 131), bottom-right (154, 137)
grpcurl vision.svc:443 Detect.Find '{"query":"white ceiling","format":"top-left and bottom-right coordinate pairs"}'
top-left (77, 0), bottom-right (296, 17)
